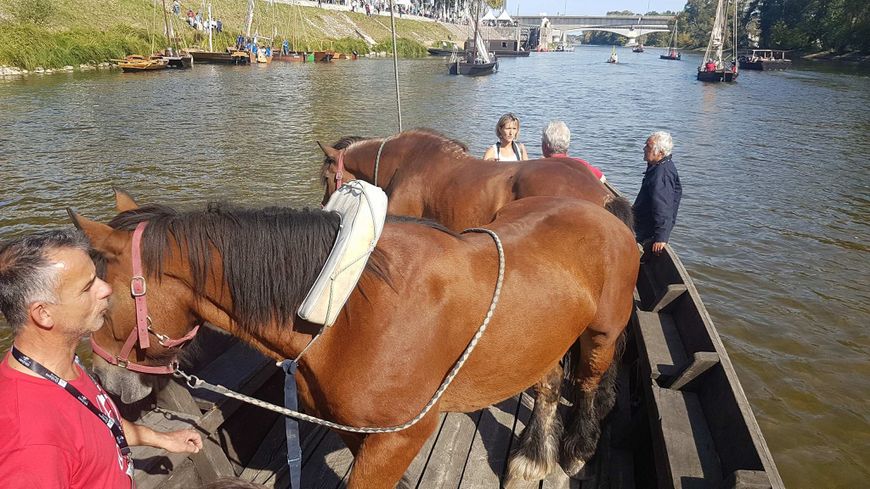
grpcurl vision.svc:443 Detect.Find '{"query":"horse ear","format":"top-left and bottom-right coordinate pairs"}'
top-left (67, 209), bottom-right (125, 258)
top-left (317, 141), bottom-right (340, 161)
top-left (113, 188), bottom-right (139, 213)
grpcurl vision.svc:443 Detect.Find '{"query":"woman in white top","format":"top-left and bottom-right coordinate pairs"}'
top-left (483, 113), bottom-right (529, 162)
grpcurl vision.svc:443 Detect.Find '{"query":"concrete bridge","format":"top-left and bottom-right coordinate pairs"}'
top-left (514, 14), bottom-right (674, 42)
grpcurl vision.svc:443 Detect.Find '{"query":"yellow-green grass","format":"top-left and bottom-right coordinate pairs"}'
top-left (0, 0), bottom-right (452, 69)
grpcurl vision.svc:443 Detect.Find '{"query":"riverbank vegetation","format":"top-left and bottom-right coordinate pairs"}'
top-left (582, 1), bottom-right (868, 58)
top-left (0, 0), bottom-right (455, 70)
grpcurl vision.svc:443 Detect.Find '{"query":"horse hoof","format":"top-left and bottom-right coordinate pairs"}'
top-left (506, 451), bottom-right (555, 482)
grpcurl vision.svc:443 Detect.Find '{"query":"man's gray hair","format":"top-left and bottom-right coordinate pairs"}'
top-left (0, 230), bottom-right (90, 334)
top-left (648, 131), bottom-right (673, 156)
top-left (542, 120), bottom-right (571, 154)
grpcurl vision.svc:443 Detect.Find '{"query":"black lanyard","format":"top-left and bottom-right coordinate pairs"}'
top-left (10, 346), bottom-right (132, 457)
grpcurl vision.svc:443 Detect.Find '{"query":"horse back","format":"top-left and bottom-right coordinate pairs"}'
top-left (512, 158), bottom-right (611, 206)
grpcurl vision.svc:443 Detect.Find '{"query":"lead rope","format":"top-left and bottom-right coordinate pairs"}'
top-left (172, 227), bottom-right (504, 434)
top-left (373, 136), bottom-right (391, 187)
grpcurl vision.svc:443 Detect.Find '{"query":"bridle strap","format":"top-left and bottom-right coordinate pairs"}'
top-left (90, 220), bottom-right (201, 375)
top-left (334, 149), bottom-right (346, 189)
top-left (131, 222), bottom-right (150, 349)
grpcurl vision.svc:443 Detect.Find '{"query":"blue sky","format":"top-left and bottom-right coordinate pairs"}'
top-left (503, 1), bottom-right (687, 16)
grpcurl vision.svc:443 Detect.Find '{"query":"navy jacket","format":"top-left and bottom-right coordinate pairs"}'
top-left (632, 155), bottom-right (682, 243)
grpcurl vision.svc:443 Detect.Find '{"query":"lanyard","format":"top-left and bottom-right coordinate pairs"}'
top-left (10, 346), bottom-right (132, 458)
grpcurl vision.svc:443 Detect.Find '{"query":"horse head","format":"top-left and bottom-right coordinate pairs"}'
top-left (318, 130), bottom-right (470, 206)
top-left (68, 190), bottom-right (205, 403)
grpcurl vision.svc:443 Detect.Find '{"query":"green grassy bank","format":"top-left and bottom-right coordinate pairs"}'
top-left (0, 0), bottom-right (449, 70)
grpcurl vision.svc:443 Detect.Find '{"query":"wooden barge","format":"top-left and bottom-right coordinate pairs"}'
top-left (125, 199), bottom-right (784, 489)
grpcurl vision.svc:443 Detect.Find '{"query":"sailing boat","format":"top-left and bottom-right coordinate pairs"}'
top-left (188, 2), bottom-right (250, 64)
top-left (448, 2), bottom-right (497, 76)
top-left (697, 0), bottom-right (738, 82)
top-left (660, 19), bottom-right (681, 60)
top-left (607, 45), bottom-right (618, 63)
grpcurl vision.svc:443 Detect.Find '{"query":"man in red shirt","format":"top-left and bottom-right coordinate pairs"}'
top-left (0, 230), bottom-right (203, 488)
top-left (541, 120), bottom-right (607, 182)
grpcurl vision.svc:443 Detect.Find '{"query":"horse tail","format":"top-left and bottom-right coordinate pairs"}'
top-left (604, 195), bottom-right (634, 232)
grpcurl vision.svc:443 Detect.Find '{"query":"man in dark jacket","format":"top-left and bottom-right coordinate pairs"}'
top-left (633, 131), bottom-right (682, 255)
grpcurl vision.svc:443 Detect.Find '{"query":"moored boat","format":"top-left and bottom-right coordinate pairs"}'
top-left (660, 19), bottom-right (682, 60)
top-left (632, 44), bottom-right (645, 53)
top-left (188, 48), bottom-right (250, 65)
top-left (697, 0), bottom-right (739, 82)
top-left (113, 55), bottom-right (168, 73)
top-left (739, 49), bottom-right (792, 70)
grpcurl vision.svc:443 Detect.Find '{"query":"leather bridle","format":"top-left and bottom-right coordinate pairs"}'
top-left (90, 221), bottom-right (200, 375)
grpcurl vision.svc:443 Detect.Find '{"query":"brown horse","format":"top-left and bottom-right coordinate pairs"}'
top-left (318, 129), bottom-right (634, 232)
top-left (71, 190), bottom-right (638, 488)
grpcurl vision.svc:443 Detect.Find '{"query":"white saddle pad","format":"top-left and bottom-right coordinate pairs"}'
top-left (297, 181), bottom-right (388, 326)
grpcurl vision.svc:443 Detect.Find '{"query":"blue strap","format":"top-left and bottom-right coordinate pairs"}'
top-left (281, 359), bottom-right (302, 489)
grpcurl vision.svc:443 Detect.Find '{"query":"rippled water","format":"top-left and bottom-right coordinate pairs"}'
top-left (1, 46), bottom-right (868, 488)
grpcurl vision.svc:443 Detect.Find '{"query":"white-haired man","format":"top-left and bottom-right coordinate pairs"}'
top-left (633, 131), bottom-right (682, 255)
top-left (541, 120), bottom-right (606, 182)
top-left (0, 230), bottom-right (202, 488)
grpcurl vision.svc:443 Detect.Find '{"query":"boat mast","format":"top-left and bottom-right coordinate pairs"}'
top-left (160, 0), bottom-right (176, 52)
top-left (245, 0), bottom-right (255, 39)
top-left (207, 3), bottom-right (213, 51)
top-left (471, 1), bottom-right (481, 62)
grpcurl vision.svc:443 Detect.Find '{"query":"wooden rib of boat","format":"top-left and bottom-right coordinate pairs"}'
top-left (113, 55), bottom-right (168, 73)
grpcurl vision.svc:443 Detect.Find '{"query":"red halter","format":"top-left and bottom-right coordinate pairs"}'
top-left (90, 222), bottom-right (200, 375)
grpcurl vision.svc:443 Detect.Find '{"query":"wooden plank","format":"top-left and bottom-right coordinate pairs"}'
top-left (722, 469), bottom-right (773, 489)
top-left (187, 339), bottom-right (274, 409)
top-left (131, 409), bottom-right (203, 489)
top-left (155, 380), bottom-right (236, 484)
top-left (650, 385), bottom-right (722, 488)
top-left (399, 412), bottom-right (447, 488)
top-left (300, 430), bottom-right (353, 489)
top-left (608, 367), bottom-right (635, 489)
top-left (634, 310), bottom-right (688, 385)
top-left (416, 411), bottom-right (482, 488)
top-left (667, 351), bottom-right (720, 391)
top-left (253, 424), bottom-right (331, 488)
top-left (650, 284), bottom-right (688, 313)
top-left (237, 416), bottom-right (290, 483)
top-left (458, 397), bottom-right (521, 488)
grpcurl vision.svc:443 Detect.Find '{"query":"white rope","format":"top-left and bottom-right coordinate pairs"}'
top-left (373, 137), bottom-right (390, 187)
top-left (173, 228), bottom-right (504, 434)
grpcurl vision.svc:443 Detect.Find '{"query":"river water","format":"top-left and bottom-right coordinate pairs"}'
top-left (0, 46), bottom-right (867, 487)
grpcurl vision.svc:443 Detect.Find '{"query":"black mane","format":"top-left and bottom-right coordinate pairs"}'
top-left (106, 202), bottom-right (388, 333)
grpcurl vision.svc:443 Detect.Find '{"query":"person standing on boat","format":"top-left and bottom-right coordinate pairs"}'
top-left (633, 131), bottom-right (682, 256)
top-left (483, 113), bottom-right (528, 162)
top-left (0, 230), bottom-right (203, 488)
top-left (540, 120), bottom-right (606, 182)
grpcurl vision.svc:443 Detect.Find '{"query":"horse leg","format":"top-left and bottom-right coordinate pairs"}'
top-left (559, 327), bottom-right (623, 477)
top-left (505, 364), bottom-right (564, 485)
top-left (345, 410), bottom-right (440, 489)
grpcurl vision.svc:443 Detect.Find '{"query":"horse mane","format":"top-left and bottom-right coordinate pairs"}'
top-left (105, 203), bottom-right (390, 333)
top-left (329, 128), bottom-right (469, 162)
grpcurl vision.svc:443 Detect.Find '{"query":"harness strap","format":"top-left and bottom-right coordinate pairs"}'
top-left (281, 360), bottom-right (302, 489)
top-left (131, 222), bottom-right (150, 349)
top-left (335, 150), bottom-right (346, 189)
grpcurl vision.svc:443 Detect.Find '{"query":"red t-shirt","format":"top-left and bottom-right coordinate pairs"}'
top-left (551, 153), bottom-right (605, 181)
top-left (0, 353), bottom-right (133, 488)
